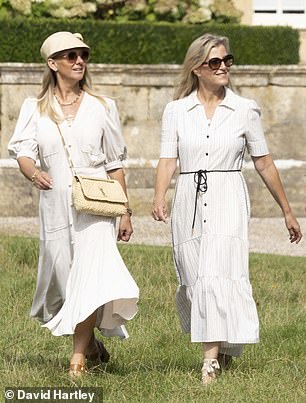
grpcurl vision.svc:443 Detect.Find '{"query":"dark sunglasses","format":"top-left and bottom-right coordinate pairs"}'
top-left (55, 49), bottom-right (90, 64)
top-left (201, 54), bottom-right (234, 70)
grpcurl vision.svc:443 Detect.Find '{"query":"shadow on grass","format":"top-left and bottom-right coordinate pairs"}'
top-left (2, 349), bottom-right (206, 377)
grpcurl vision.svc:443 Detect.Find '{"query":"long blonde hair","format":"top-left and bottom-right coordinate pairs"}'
top-left (37, 65), bottom-right (106, 122)
top-left (174, 33), bottom-right (230, 100)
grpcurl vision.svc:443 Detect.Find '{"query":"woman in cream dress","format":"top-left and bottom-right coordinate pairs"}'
top-left (152, 33), bottom-right (302, 385)
top-left (8, 31), bottom-right (139, 376)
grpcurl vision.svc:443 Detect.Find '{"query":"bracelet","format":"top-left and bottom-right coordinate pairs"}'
top-left (31, 169), bottom-right (40, 183)
top-left (124, 208), bottom-right (132, 217)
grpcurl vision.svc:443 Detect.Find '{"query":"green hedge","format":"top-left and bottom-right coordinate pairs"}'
top-left (0, 17), bottom-right (300, 64)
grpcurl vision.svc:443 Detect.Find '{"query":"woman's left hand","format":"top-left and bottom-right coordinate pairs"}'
top-left (285, 213), bottom-right (302, 244)
top-left (117, 214), bottom-right (133, 242)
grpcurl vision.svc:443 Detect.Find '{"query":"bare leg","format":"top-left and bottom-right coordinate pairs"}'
top-left (86, 333), bottom-right (97, 356)
top-left (201, 342), bottom-right (221, 385)
top-left (203, 342), bottom-right (220, 359)
top-left (72, 310), bottom-right (97, 356)
top-left (69, 310), bottom-right (97, 375)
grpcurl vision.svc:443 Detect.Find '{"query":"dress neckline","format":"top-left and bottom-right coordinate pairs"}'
top-left (56, 91), bottom-right (87, 129)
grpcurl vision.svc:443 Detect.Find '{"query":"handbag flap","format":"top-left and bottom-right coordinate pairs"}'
top-left (76, 176), bottom-right (128, 203)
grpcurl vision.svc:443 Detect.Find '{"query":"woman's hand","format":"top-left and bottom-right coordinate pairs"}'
top-left (284, 212), bottom-right (302, 244)
top-left (117, 214), bottom-right (133, 242)
top-left (152, 197), bottom-right (168, 223)
top-left (152, 158), bottom-right (177, 223)
top-left (32, 170), bottom-right (53, 190)
top-left (252, 155), bottom-right (302, 245)
top-left (17, 157), bottom-right (53, 190)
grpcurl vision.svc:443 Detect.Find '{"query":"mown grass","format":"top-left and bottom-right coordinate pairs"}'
top-left (0, 235), bottom-right (305, 403)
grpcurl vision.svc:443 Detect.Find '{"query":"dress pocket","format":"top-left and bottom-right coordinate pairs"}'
top-left (81, 145), bottom-right (106, 167)
top-left (41, 149), bottom-right (61, 170)
top-left (41, 190), bottom-right (69, 233)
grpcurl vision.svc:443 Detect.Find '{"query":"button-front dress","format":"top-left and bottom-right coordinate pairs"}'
top-left (160, 88), bottom-right (269, 356)
top-left (8, 93), bottom-right (139, 338)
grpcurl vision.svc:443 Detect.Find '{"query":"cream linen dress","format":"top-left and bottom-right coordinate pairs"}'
top-left (8, 93), bottom-right (139, 338)
top-left (160, 88), bottom-right (269, 356)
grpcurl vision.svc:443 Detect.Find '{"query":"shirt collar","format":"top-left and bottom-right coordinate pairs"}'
top-left (185, 87), bottom-right (237, 112)
top-left (185, 90), bottom-right (201, 111)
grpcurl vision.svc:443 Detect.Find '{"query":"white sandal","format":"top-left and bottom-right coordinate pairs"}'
top-left (201, 358), bottom-right (221, 385)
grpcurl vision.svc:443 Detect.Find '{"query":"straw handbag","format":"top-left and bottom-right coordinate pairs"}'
top-left (56, 124), bottom-right (128, 217)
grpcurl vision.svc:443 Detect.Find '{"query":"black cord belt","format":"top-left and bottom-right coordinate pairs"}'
top-left (180, 169), bottom-right (241, 231)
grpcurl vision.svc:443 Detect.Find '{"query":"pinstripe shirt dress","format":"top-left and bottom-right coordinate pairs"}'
top-left (160, 88), bottom-right (269, 356)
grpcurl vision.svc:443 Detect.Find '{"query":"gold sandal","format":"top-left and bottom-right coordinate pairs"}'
top-left (69, 363), bottom-right (87, 377)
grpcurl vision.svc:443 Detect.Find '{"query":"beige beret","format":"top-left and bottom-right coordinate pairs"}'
top-left (40, 31), bottom-right (90, 60)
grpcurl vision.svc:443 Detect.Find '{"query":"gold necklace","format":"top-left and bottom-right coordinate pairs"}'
top-left (54, 89), bottom-right (82, 106)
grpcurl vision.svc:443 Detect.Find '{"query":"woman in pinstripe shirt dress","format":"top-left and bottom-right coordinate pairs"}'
top-left (152, 33), bottom-right (302, 385)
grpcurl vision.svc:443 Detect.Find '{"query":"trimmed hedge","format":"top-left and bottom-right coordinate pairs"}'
top-left (0, 17), bottom-right (299, 64)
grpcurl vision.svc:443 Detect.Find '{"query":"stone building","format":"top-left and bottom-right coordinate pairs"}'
top-left (233, 0), bottom-right (306, 63)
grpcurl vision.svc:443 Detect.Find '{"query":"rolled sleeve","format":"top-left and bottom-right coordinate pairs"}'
top-left (160, 102), bottom-right (178, 158)
top-left (102, 98), bottom-right (127, 172)
top-left (8, 98), bottom-right (39, 161)
top-left (12, 139), bottom-right (38, 161)
top-left (245, 101), bottom-right (269, 157)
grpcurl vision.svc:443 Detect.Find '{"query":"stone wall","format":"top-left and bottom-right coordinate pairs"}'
top-left (0, 63), bottom-right (305, 217)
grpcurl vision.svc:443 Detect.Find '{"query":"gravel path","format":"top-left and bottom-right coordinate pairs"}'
top-left (0, 216), bottom-right (305, 257)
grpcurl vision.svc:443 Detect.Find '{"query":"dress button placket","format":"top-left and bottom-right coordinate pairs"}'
top-left (206, 119), bottom-right (210, 155)
top-left (200, 119), bottom-right (210, 229)
top-left (203, 201), bottom-right (207, 224)
top-left (204, 120), bottom-right (210, 226)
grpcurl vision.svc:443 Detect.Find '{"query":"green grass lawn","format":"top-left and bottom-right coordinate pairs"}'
top-left (0, 235), bottom-right (305, 403)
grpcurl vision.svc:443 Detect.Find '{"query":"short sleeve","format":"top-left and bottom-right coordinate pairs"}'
top-left (245, 100), bottom-right (269, 157)
top-left (8, 98), bottom-right (39, 161)
top-left (102, 98), bottom-right (127, 172)
top-left (160, 102), bottom-right (178, 158)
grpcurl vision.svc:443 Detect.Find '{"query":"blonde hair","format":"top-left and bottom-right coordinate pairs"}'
top-left (174, 33), bottom-right (230, 100)
top-left (37, 64), bottom-right (106, 122)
